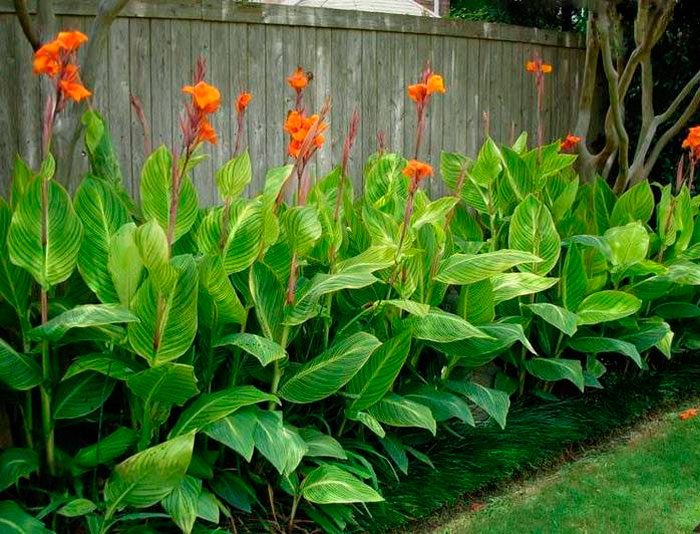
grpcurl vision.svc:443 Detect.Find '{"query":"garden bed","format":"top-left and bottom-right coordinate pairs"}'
top-left (363, 358), bottom-right (700, 532)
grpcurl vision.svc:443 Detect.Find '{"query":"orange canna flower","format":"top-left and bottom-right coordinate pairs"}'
top-left (402, 159), bottom-right (433, 181)
top-left (182, 81), bottom-right (221, 113)
top-left (541, 63), bottom-right (553, 73)
top-left (236, 91), bottom-right (252, 114)
top-left (526, 59), bottom-right (553, 74)
top-left (56, 30), bottom-right (88, 52)
top-left (197, 119), bottom-right (218, 145)
top-left (427, 74), bottom-right (446, 95)
top-left (525, 61), bottom-right (537, 72)
top-left (679, 408), bottom-right (698, 421)
top-left (682, 126), bottom-right (700, 160)
top-left (33, 40), bottom-right (62, 76)
top-left (284, 110), bottom-right (304, 134)
top-left (284, 110), bottom-right (327, 159)
top-left (287, 67), bottom-right (309, 92)
top-left (408, 83), bottom-right (428, 103)
top-left (560, 133), bottom-right (581, 151)
top-left (58, 63), bottom-right (91, 102)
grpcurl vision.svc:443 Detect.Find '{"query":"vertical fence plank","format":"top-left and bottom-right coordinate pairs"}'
top-left (150, 19), bottom-right (172, 153)
top-left (360, 29), bottom-right (377, 187)
top-left (108, 18), bottom-right (131, 193)
top-left (0, 16), bottom-right (18, 195)
top-left (315, 28), bottom-right (333, 176)
top-left (247, 24), bottom-right (266, 194)
top-left (190, 19), bottom-right (213, 203)
top-left (128, 17), bottom-right (151, 201)
top-left (209, 20), bottom-right (231, 191)
top-left (265, 25), bottom-right (285, 174)
top-left (465, 38), bottom-right (480, 158)
top-left (344, 29), bottom-right (363, 185)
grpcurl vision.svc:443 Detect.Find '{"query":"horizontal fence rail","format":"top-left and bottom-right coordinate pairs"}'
top-left (0, 1), bottom-right (585, 202)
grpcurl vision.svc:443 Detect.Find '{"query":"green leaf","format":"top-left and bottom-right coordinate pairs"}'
top-left (0, 199), bottom-right (31, 316)
top-left (576, 290), bottom-right (642, 325)
top-left (198, 255), bottom-right (246, 327)
top-left (72, 427), bottom-right (138, 472)
top-left (448, 381), bottom-right (510, 429)
top-left (140, 146), bottom-right (198, 243)
top-left (203, 408), bottom-right (257, 462)
top-left (8, 172), bottom-right (83, 290)
top-left (562, 244), bottom-right (587, 311)
top-left (108, 223), bottom-right (144, 309)
top-left (491, 273), bottom-right (559, 304)
top-left (604, 222), bottom-right (649, 268)
top-left (508, 194), bottom-right (560, 275)
top-left (0, 448), bottom-right (38, 492)
top-left (302, 465), bottom-right (383, 504)
top-left (170, 386), bottom-right (278, 437)
top-left (216, 150), bottom-right (252, 201)
top-left (253, 410), bottom-right (307, 475)
top-left (211, 472), bottom-right (258, 513)
top-left (63, 352), bottom-right (139, 381)
top-left (523, 303), bottom-right (578, 336)
top-left (280, 332), bottom-right (381, 404)
top-left (435, 250), bottom-right (542, 285)
top-left (0, 501), bottom-right (51, 533)
top-left (380, 299), bottom-right (430, 317)
top-left (162, 475), bottom-right (200, 534)
top-left (299, 428), bottom-right (347, 459)
top-left (440, 151), bottom-right (470, 193)
top-left (0, 338), bottom-right (41, 391)
top-left (283, 205), bottom-right (323, 257)
top-left (127, 363), bottom-right (199, 407)
top-left (54, 373), bottom-right (115, 419)
top-left (215, 333), bottom-right (286, 367)
top-left (468, 137), bottom-right (502, 186)
top-left (82, 110), bottom-right (127, 193)
top-left (249, 262), bottom-right (285, 343)
top-left (105, 433), bottom-right (195, 510)
top-left (74, 176), bottom-right (129, 302)
top-left (57, 498), bottom-right (96, 518)
top-left (610, 180), bottom-right (654, 226)
top-left (128, 255), bottom-right (198, 365)
top-left (525, 358), bottom-right (584, 391)
top-left (348, 411), bottom-right (386, 438)
top-left (405, 387), bottom-right (475, 426)
top-left (568, 336), bottom-right (642, 368)
top-left (347, 331), bottom-right (412, 412)
top-left (404, 308), bottom-right (491, 343)
top-left (367, 393), bottom-right (437, 434)
top-left (30, 304), bottom-right (137, 342)
top-left (457, 280), bottom-right (495, 324)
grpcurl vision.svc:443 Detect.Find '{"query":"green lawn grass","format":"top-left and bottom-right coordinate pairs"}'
top-left (433, 409), bottom-right (700, 533)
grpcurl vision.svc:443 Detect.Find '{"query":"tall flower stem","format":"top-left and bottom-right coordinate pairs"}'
top-left (40, 289), bottom-right (55, 476)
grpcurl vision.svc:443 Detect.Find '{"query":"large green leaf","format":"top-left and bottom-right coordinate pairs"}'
top-left (403, 308), bottom-right (491, 343)
top-left (0, 199), bottom-right (30, 316)
top-left (0, 338), bottom-right (41, 391)
top-left (0, 448), bottom-right (38, 492)
top-left (214, 333), bottom-right (286, 367)
top-left (127, 363), bottom-right (199, 407)
top-left (491, 273), bottom-right (559, 304)
top-left (128, 255), bottom-right (198, 365)
top-left (108, 223), bottom-right (144, 309)
top-left (71, 427), bottom-right (138, 472)
top-left (604, 222), bottom-right (649, 268)
top-left (30, 304), bottom-right (137, 342)
top-left (253, 410), bottom-right (307, 475)
top-left (508, 194), bottom-right (560, 275)
top-left (576, 290), bottom-right (642, 325)
top-left (0, 501), bottom-right (51, 533)
top-left (610, 180), bottom-right (654, 227)
top-left (63, 352), bottom-right (140, 382)
top-left (140, 146), bottom-right (198, 243)
top-left (203, 408), bottom-right (257, 462)
top-left (54, 373), bottom-right (115, 419)
top-left (249, 262), bottom-right (285, 343)
top-left (457, 280), bottom-right (495, 324)
top-left (198, 255), bottom-right (246, 330)
top-left (523, 303), bottom-right (578, 337)
top-left (367, 393), bottom-right (436, 434)
top-left (568, 336), bottom-right (642, 368)
top-left (74, 176), bottom-right (129, 303)
top-left (561, 244), bottom-right (587, 311)
top-left (525, 358), bottom-right (584, 391)
top-left (302, 465), bottom-right (383, 504)
top-left (468, 137), bottom-right (502, 186)
top-left (299, 428), bottom-right (347, 459)
top-left (279, 332), bottom-right (381, 404)
top-left (169, 386), bottom-right (278, 437)
top-left (57, 498), bottom-right (97, 518)
top-left (447, 381), bottom-right (510, 429)
top-left (347, 331), bottom-right (412, 412)
top-left (216, 150), bottom-right (252, 201)
top-left (283, 205), bottom-right (323, 256)
top-left (405, 387), bottom-right (475, 426)
top-left (104, 433), bottom-right (195, 510)
top-left (435, 250), bottom-right (542, 285)
top-left (162, 475), bottom-right (201, 534)
top-left (8, 171), bottom-right (83, 289)
top-left (82, 110), bottom-right (126, 192)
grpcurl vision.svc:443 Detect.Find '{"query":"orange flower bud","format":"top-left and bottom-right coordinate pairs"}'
top-left (525, 61), bottom-right (537, 72)
top-left (560, 133), bottom-right (581, 151)
top-left (541, 63), bottom-right (553, 74)
top-left (182, 81), bottom-right (221, 113)
top-left (402, 159), bottom-right (433, 181)
top-left (427, 74), bottom-right (446, 95)
top-left (287, 67), bottom-right (309, 92)
top-left (408, 83), bottom-right (428, 103)
top-left (198, 119), bottom-right (218, 145)
top-left (236, 91), bottom-right (252, 113)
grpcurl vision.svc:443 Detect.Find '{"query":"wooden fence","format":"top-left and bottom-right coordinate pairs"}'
top-left (0, 1), bottom-right (586, 202)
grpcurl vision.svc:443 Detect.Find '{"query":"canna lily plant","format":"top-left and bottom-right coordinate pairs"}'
top-left (1, 37), bottom-right (700, 534)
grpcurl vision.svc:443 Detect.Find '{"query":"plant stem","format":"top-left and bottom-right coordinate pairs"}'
top-left (39, 289), bottom-right (55, 476)
top-left (269, 325), bottom-right (290, 409)
top-left (288, 494), bottom-right (301, 534)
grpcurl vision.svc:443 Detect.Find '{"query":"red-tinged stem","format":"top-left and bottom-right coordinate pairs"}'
top-left (234, 111), bottom-right (245, 155)
top-left (166, 145), bottom-right (192, 249)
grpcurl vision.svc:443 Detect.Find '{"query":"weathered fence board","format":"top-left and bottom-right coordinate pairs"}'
top-left (0, 2), bottom-right (585, 199)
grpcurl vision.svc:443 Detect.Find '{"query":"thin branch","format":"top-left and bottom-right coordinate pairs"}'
top-left (657, 68), bottom-right (700, 125)
top-left (13, 0), bottom-right (39, 50)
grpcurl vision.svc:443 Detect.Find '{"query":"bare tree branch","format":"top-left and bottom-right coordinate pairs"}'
top-left (657, 69), bottom-right (700, 125)
top-left (574, 14), bottom-right (600, 182)
top-left (13, 0), bottom-right (40, 50)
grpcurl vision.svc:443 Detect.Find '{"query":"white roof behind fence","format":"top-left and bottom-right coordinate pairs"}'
top-left (254, 0), bottom-right (438, 17)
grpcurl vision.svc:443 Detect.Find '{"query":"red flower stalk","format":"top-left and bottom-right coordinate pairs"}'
top-left (233, 91), bottom-right (252, 155)
top-left (334, 109), bottom-right (360, 220)
top-left (377, 130), bottom-right (387, 154)
top-left (525, 53), bottom-right (553, 148)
